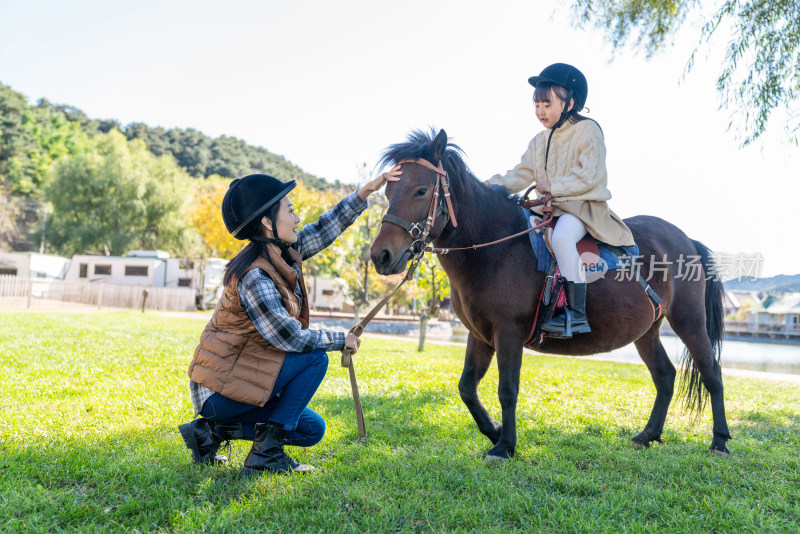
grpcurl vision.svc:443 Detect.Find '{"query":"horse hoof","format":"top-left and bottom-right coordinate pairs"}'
top-left (630, 439), bottom-right (648, 450)
top-left (484, 454), bottom-right (507, 462)
top-left (708, 447), bottom-right (730, 459)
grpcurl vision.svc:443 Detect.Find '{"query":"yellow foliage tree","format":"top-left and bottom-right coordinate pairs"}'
top-left (188, 177), bottom-right (346, 262)
top-left (292, 181), bottom-right (346, 280)
top-left (187, 175), bottom-right (240, 260)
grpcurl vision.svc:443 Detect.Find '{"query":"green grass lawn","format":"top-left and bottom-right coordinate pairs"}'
top-left (1, 311), bottom-right (799, 533)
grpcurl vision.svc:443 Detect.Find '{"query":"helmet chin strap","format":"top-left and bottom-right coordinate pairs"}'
top-left (545, 96), bottom-right (575, 172)
top-left (251, 211), bottom-right (293, 250)
top-left (555, 95), bottom-right (575, 128)
top-left (251, 235), bottom-right (292, 250)
top-left (251, 234), bottom-right (296, 266)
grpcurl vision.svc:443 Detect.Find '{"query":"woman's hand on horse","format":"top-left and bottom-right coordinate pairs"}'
top-left (536, 180), bottom-right (551, 194)
top-left (345, 332), bottom-right (361, 354)
top-left (357, 165), bottom-right (402, 200)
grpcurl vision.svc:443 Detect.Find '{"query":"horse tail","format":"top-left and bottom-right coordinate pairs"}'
top-left (678, 239), bottom-right (725, 413)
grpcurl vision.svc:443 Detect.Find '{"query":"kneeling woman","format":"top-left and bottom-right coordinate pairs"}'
top-left (180, 170), bottom-right (398, 475)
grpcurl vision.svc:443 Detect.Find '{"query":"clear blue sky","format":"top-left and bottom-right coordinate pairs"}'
top-left (1, 0), bottom-right (797, 277)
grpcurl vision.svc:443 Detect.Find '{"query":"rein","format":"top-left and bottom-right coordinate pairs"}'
top-left (427, 199), bottom-right (553, 254)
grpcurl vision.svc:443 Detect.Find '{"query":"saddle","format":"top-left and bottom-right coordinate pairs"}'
top-left (519, 207), bottom-right (663, 347)
top-left (526, 211), bottom-right (639, 281)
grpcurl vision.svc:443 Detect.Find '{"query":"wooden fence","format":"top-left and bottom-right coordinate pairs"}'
top-left (0, 275), bottom-right (196, 311)
top-left (724, 320), bottom-right (800, 340)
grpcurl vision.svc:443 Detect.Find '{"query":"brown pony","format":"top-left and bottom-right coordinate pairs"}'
top-left (370, 129), bottom-right (730, 460)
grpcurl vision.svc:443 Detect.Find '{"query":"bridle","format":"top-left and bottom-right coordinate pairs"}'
top-left (381, 158), bottom-right (553, 257)
top-left (380, 158), bottom-right (458, 258)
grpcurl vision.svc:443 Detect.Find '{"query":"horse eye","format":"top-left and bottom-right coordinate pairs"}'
top-left (415, 188), bottom-right (427, 197)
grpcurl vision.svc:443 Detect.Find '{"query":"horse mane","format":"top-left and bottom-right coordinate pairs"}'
top-left (379, 129), bottom-right (522, 222)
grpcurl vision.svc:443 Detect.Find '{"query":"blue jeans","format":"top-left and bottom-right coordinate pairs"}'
top-left (200, 348), bottom-right (328, 447)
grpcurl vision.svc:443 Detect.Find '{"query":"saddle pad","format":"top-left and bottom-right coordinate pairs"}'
top-left (524, 208), bottom-right (639, 277)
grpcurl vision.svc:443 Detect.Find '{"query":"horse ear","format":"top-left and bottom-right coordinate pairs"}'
top-left (431, 129), bottom-right (448, 162)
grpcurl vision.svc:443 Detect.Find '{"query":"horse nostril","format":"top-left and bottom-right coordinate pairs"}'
top-left (379, 249), bottom-right (392, 268)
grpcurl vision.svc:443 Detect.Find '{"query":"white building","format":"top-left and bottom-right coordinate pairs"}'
top-left (198, 258), bottom-right (227, 309)
top-left (60, 251), bottom-right (228, 309)
top-left (63, 250), bottom-right (198, 288)
top-left (0, 252), bottom-right (70, 279)
top-left (2, 249), bottom-right (347, 312)
top-left (724, 289), bottom-right (763, 319)
top-left (306, 276), bottom-right (348, 311)
top-left (753, 293), bottom-right (800, 332)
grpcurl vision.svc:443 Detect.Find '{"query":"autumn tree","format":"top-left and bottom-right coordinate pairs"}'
top-left (411, 255), bottom-right (451, 351)
top-left (571, 0), bottom-right (800, 144)
top-left (187, 176), bottom-right (240, 260)
top-left (46, 130), bottom-right (196, 256)
top-left (336, 199), bottom-right (387, 323)
top-left (323, 165), bottom-right (402, 323)
top-left (0, 193), bottom-right (18, 248)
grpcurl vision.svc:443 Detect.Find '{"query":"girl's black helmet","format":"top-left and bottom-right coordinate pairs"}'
top-left (528, 63), bottom-right (588, 112)
top-left (222, 174), bottom-right (297, 240)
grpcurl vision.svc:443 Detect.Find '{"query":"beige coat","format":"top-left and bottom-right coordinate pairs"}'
top-left (187, 245), bottom-right (310, 407)
top-left (488, 119), bottom-right (634, 247)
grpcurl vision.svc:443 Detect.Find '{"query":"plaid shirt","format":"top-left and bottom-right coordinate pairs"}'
top-left (190, 190), bottom-right (367, 415)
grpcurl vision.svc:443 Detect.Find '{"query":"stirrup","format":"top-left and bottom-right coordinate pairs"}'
top-left (542, 308), bottom-right (591, 339)
top-left (544, 307), bottom-right (573, 338)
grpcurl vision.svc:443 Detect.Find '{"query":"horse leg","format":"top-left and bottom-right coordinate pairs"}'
top-left (670, 318), bottom-right (731, 456)
top-left (458, 334), bottom-right (502, 445)
top-left (485, 338), bottom-right (523, 460)
top-left (631, 322), bottom-right (676, 448)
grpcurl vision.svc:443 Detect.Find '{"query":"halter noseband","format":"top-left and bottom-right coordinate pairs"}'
top-left (381, 158), bottom-right (458, 257)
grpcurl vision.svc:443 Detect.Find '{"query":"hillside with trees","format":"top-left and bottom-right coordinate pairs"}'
top-left (1, 81), bottom-right (343, 253)
top-left (724, 274), bottom-right (800, 293)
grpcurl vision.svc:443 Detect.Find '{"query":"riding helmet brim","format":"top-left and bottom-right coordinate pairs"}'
top-left (230, 180), bottom-right (297, 239)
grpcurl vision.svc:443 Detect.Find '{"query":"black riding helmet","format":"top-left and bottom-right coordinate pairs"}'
top-left (528, 63), bottom-right (590, 172)
top-left (528, 62), bottom-right (589, 115)
top-left (222, 174), bottom-right (297, 240)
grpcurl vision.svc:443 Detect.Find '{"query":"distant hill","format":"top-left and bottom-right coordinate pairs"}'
top-left (724, 274), bottom-right (800, 293)
top-left (34, 99), bottom-right (344, 191)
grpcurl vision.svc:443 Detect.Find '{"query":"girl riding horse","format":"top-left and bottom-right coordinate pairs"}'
top-left (487, 63), bottom-right (634, 338)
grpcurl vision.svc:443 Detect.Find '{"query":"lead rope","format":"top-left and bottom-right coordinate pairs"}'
top-left (340, 256), bottom-right (422, 438)
top-left (339, 159), bottom-right (447, 439)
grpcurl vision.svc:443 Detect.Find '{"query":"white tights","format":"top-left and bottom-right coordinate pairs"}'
top-left (551, 213), bottom-right (586, 283)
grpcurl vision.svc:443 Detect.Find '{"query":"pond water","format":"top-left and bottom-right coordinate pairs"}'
top-left (448, 324), bottom-right (800, 376)
top-left (585, 335), bottom-right (800, 376)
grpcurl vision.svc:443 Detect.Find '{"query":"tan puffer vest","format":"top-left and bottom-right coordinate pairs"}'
top-left (187, 245), bottom-right (309, 406)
